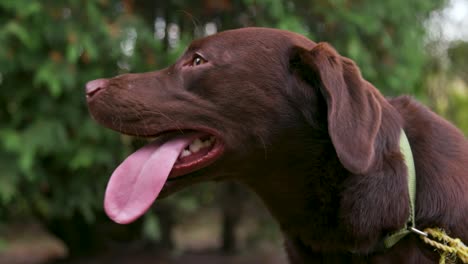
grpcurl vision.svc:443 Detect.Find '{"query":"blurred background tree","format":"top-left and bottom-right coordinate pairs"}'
top-left (0, 0), bottom-right (466, 262)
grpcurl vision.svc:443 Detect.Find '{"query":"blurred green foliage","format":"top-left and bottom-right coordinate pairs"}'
top-left (206, 0), bottom-right (447, 96)
top-left (1, 0), bottom-right (466, 255)
top-left (0, 0), bottom-right (164, 222)
top-left (448, 41), bottom-right (468, 84)
top-left (426, 41), bottom-right (468, 133)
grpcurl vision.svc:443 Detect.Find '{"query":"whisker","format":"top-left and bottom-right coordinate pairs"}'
top-left (144, 109), bottom-right (184, 132)
top-left (177, 10), bottom-right (203, 37)
top-left (128, 104), bottom-right (148, 136)
top-left (256, 133), bottom-right (268, 161)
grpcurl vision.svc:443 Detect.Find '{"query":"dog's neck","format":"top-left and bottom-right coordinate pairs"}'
top-left (240, 121), bottom-right (410, 254)
top-left (240, 131), bottom-right (356, 252)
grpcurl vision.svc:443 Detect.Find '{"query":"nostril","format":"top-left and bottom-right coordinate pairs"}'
top-left (86, 79), bottom-right (108, 98)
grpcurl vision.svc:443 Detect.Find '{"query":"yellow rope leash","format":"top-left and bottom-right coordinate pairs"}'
top-left (420, 228), bottom-right (468, 264)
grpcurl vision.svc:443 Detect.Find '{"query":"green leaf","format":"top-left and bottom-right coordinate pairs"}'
top-left (19, 149), bottom-right (36, 178)
top-left (0, 158), bottom-right (19, 203)
top-left (34, 62), bottom-right (63, 97)
top-left (0, 129), bottom-right (21, 151)
top-left (70, 147), bottom-right (95, 170)
top-left (66, 43), bottom-right (82, 63)
top-left (2, 21), bottom-right (32, 48)
top-left (142, 213), bottom-right (161, 241)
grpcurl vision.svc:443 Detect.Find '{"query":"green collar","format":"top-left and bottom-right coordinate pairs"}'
top-left (383, 129), bottom-right (417, 248)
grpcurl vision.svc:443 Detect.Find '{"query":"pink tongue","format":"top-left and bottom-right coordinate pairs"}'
top-left (104, 134), bottom-right (194, 224)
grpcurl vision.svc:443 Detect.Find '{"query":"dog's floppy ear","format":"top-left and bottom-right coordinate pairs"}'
top-left (291, 43), bottom-right (383, 174)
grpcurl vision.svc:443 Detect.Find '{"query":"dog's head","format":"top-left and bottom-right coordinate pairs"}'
top-left (86, 27), bottom-right (396, 224)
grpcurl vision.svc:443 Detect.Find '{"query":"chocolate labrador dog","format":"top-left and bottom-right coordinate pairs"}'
top-left (86, 28), bottom-right (468, 263)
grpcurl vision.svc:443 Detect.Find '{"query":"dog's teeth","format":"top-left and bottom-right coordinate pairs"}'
top-left (189, 138), bottom-right (204, 153)
top-left (180, 149), bottom-right (191, 158)
top-left (181, 137), bottom-right (216, 158)
top-left (203, 138), bottom-right (213, 147)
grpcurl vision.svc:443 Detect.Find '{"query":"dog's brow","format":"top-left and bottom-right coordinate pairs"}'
top-left (187, 40), bottom-right (204, 53)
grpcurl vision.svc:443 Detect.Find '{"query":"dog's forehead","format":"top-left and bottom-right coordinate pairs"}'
top-left (188, 27), bottom-right (315, 54)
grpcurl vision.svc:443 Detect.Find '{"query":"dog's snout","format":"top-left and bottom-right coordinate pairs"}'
top-left (86, 79), bottom-right (109, 98)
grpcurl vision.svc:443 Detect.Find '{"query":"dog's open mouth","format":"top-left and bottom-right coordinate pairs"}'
top-left (171, 133), bottom-right (220, 178)
top-left (104, 130), bottom-right (224, 224)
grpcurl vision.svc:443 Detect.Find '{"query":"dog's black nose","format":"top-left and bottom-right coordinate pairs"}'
top-left (86, 79), bottom-right (108, 98)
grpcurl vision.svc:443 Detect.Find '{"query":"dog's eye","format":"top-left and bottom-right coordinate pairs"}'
top-left (192, 55), bottom-right (207, 66)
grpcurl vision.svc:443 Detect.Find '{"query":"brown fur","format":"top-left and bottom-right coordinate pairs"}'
top-left (86, 28), bottom-right (468, 263)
